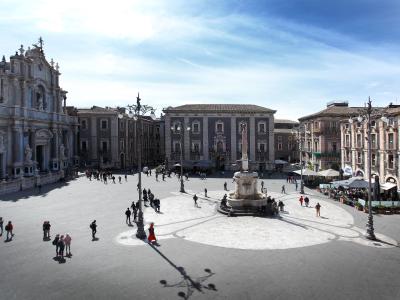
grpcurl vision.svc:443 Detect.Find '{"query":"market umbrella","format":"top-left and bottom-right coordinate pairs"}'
top-left (318, 169), bottom-right (340, 177)
top-left (173, 163), bottom-right (181, 167)
top-left (348, 179), bottom-right (369, 189)
top-left (274, 159), bottom-right (288, 165)
top-left (293, 169), bottom-right (319, 176)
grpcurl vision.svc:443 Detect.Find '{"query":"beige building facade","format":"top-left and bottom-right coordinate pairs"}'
top-left (341, 105), bottom-right (400, 192)
top-left (298, 102), bottom-right (360, 171)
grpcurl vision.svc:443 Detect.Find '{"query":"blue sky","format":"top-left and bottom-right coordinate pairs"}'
top-left (1, 0), bottom-right (400, 119)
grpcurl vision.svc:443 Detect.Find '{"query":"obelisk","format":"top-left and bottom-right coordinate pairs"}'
top-left (240, 122), bottom-right (249, 171)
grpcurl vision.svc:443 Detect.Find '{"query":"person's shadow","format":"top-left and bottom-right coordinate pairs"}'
top-left (92, 237), bottom-right (99, 241)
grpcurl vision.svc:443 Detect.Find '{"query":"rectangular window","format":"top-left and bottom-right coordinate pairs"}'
top-left (259, 143), bottom-right (266, 152)
top-left (388, 133), bottom-right (394, 149)
top-left (217, 123), bottom-right (223, 133)
top-left (193, 123), bottom-right (199, 133)
top-left (288, 142), bottom-right (292, 150)
top-left (332, 142), bottom-right (337, 153)
top-left (174, 142), bottom-right (181, 153)
top-left (371, 134), bottom-right (376, 149)
top-left (120, 140), bottom-right (124, 151)
top-left (120, 120), bottom-right (125, 130)
top-left (102, 141), bottom-right (108, 152)
top-left (81, 120), bottom-right (87, 130)
top-left (356, 134), bottom-right (362, 147)
top-left (193, 143), bottom-right (200, 152)
top-left (357, 152), bottom-right (362, 164)
top-left (259, 123), bottom-right (265, 133)
top-left (388, 154), bottom-right (394, 169)
top-left (345, 135), bottom-right (350, 147)
top-left (372, 154), bottom-right (376, 167)
top-left (278, 143), bottom-right (283, 150)
top-left (101, 120), bottom-right (108, 130)
top-left (81, 141), bottom-right (87, 152)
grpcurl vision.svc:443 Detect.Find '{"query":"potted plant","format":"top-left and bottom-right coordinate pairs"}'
top-left (355, 202), bottom-right (363, 211)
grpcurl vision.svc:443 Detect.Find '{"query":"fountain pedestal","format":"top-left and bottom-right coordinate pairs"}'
top-left (226, 171), bottom-right (267, 213)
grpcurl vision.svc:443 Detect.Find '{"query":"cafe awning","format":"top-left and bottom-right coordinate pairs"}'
top-left (381, 182), bottom-right (397, 190)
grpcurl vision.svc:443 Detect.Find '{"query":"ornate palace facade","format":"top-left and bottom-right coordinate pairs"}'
top-left (163, 104), bottom-right (275, 171)
top-left (0, 39), bottom-right (79, 195)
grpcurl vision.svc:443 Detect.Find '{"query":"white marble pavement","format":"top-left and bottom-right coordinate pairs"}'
top-left (116, 190), bottom-right (398, 250)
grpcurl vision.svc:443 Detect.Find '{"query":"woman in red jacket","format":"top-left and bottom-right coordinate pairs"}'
top-left (148, 223), bottom-right (157, 244)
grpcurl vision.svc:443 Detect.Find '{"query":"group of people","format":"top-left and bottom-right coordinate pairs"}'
top-left (52, 233), bottom-right (72, 259)
top-left (0, 217), bottom-right (14, 241)
top-left (298, 196), bottom-right (322, 216)
top-left (85, 170), bottom-right (128, 184)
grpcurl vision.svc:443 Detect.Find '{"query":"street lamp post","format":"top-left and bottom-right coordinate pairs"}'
top-left (119, 93), bottom-right (155, 240)
top-left (349, 97), bottom-right (388, 240)
top-left (171, 124), bottom-right (190, 193)
top-left (293, 125), bottom-right (305, 194)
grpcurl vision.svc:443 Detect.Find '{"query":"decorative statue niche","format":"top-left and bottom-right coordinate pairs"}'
top-left (36, 85), bottom-right (46, 110)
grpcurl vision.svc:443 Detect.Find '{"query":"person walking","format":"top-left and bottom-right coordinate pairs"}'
top-left (224, 182), bottom-right (227, 191)
top-left (64, 234), bottom-right (72, 256)
top-left (148, 222), bottom-right (157, 244)
top-left (5, 221), bottom-right (14, 241)
top-left (52, 234), bottom-right (60, 256)
top-left (132, 205), bottom-right (137, 222)
top-left (315, 202), bottom-right (321, 217)
top-left (0, 217), bottom-right (4, 237)
top-left (281, 185), bottom-right (286, 194)
top-left (295, 181), bottom-right (298, 191)
top-left (204, 188), bottom-right (208, 197)
top-left (299, 196), bottom-right (304, 206)
top-left (125, 208), bottom-right (131, 224)
top-left (112, 176), bottom-right (116, 183)
top-left (90, 220), bottom-right (97, 240)
top-left (125, 174), bottom-right (128, 182)
top-left (58, 235), bottom-right (65, 259)
top-left (193, 194), bottom-right (198, 207)
top-left (118, 176), bottom-right (122, 183)
top-left (304, 196), bottom-right (310, 207)
top-left (278, 200), bottom-right (285, 212)
top-left (261, 181), bottom-right (264, 193)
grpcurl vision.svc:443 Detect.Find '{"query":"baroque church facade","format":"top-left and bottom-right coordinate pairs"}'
top-left (0, 39), bottom-right (79, 194)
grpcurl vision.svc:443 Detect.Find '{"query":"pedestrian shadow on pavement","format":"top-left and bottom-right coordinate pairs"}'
top-left (148, 243), bottom-right (217, 299)
top-left (277, 216), bottom-right (308, 229)
top-left (92, 237), bottom-right (100, 242)
top-left (53, 256), bottom-right (66, 264)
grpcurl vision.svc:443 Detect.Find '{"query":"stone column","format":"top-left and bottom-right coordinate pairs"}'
top-left (165, 116), bottom-right (171, 164)
top-left (268, 115), bottom-right (274, 163)
top-left (184, 116), bottom-right (190, 160)
top-left (231, 117), bottom-right (237, 162)
top-left (20, 81), bottom-right (26, 107)
top-left (12, 127), bottom-right (23, 163)
top-left (30, 130), bottom-right (36, 163)
top-left (111, 116), bottom-right (118, 166)
top-left (91, 117), bottom-right (97, 160)
top-left (74, 126), bottom-right (78, 157)
top-left (249, 117), bottom-right (255, 161)
top-left (203, 116), bottom-right (209, 160)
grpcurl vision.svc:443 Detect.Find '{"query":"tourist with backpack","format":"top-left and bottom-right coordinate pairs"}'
top-left (5, 221), bottom-right (14, 241)
top-left (90, 220), bottom-right (97, 240)
top-left (52, 234), bottom-right (60, 256)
